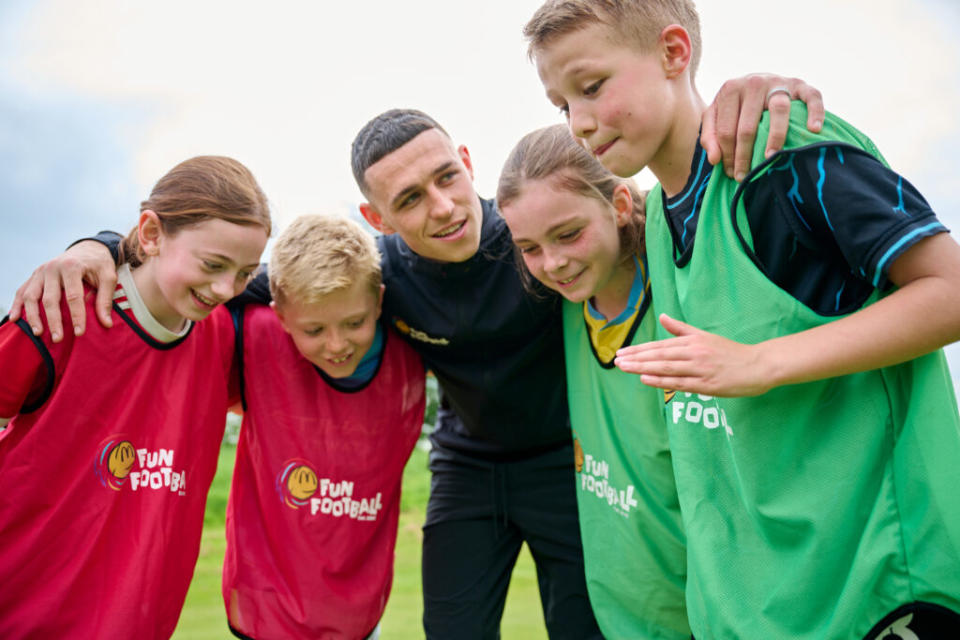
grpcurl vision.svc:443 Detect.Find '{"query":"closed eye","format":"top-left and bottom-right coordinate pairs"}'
top-left (558, 229), bottom-right (582, 242)
top-left (583, 79), bottom-right (603, 96)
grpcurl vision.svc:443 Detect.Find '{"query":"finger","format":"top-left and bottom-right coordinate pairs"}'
top-left (40, 271), bottom-right (65, 342)
top-left (733, 77), bottom-right (767, 182)
top-left (616, 340), bottom-right (692, 363)
top-left (789, 78), bottom-right (824, 132)
top-left (61, 261), bottom-right (90, 336)
top-left (658, 313), bottom-right (699, 337)
top-left (94, 268), bottom-right (116, 328)
top-left (615, 354), bottom-right (699, 378)
top-left (9, 287), bottom-right (24, 322)
top-left (700, 100), bottom-right (722, 166)
top-left (638, 374), bottom-right (693, 391)
top-left (763, 90), bottom-right (792, 159)
top-left (714, 81), bottom-right (744, 178)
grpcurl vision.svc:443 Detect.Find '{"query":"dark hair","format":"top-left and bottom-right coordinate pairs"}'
top-left (119, 156), bottom-right (271, 268)
top-left (350, 109), bottom-right (449, 197)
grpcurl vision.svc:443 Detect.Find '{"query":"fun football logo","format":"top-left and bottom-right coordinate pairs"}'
top-left (93, 436), bottom-right (187, 494)
top-left (276, 459), bottom-right (319, 509)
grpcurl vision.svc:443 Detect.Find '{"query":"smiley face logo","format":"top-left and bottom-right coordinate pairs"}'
top-left (95, 436), bottom-right (138, 490)
top-left (107, 441), bottom-right (136, 479)
top-left (287, 465), bottom-right (318, 500)
top-left (573, 437), bottom-right (584, 473)
top-left (276, 459), bottom-right (320, 508)
top-left (664, 390), bottom-right (677, 404)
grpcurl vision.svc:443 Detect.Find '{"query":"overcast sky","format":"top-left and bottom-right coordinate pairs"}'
top-left (2, 0), bottom-right (959, 364)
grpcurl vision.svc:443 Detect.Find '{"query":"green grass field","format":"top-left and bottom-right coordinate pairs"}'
top-left (171, 444), bottom-right (548, 639)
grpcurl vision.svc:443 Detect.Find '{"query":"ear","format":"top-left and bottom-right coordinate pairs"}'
top-left (138, 210), bottom-right (163, 257)
top-left (457, 144), bottom-right (475, 181)
top-left (359, 203), bottom-right (396, 235)
top-left (659, 24), bottom-right (693, 78)
top-left (375, 284), bottom-right (385, 319)
top-left (611, 183), bottom-right (634, 228)
top-left (270, 301), bottom-right (293, 334)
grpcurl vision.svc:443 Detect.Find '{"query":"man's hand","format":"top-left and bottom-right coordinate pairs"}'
top-left (702, 74), bottom-right (824, 182)
top-left (8, 240), bottom-right (117, 342)
top-left (614, 314), bottom-right (774, 398)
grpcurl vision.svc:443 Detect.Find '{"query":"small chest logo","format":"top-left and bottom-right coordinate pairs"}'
top-left (392, 318), bottom-right (450, 346)
top-left (276, 458), bottom-right (384, 521)
top-left (94, 436), bottom-right (187, 495)
top-left (876, 613), bottom-right (918, 640)
top-left (573, 436), bottom-right (639, 518)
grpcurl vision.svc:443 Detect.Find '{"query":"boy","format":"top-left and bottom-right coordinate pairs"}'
top-left (526, 1), bottom-right (960, 638)
top-left (224, 214), bottom-right (425, 639)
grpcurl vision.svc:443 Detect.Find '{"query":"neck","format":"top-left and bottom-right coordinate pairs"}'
top-left (130, 260), bottom-right (187, 332)
top-left (590, 256), bottom-right (637, 321)
top-left (649, 86), bottom-right (707, 198)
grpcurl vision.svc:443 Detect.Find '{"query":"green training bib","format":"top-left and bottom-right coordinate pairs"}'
top-left (645, 104), bottom-right (960, 639)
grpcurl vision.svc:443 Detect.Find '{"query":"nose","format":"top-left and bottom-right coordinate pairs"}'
top-left (543, 247), bottom-right (568, 274)
top-left (568, 103), bottom-right (596, 140)
top-left (426, 185), bottom-right (455, 220)
top-left (325, 328), bottom-right (348, 354)
top-left (212, 273), bottom-right (238, 300)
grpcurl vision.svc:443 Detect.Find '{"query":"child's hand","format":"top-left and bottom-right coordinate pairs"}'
top-left (614, 314), bottom-right (774, 397)
top-left (9, 240), bottom-right (116, 342)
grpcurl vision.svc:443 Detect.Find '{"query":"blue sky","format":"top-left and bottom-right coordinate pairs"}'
top-left (2, 0), bottom-right (960, 369)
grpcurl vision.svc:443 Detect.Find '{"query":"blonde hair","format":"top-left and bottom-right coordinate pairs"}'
top-left (269, 215), bottom-right (382, 308)
top-left (119, 156), bottom-right (271, 268)
top-left (524, 0), bottom-right (702, 77)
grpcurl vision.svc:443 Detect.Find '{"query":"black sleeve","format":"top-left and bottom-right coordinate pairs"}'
top-left (70, 230), bottom-right (123, 264)
top-left (743, 144), bottom-right (947, 314)
top-left (759, 145), bottom-right (944, 286)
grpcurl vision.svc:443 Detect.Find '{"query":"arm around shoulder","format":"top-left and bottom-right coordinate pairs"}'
top-left (8, 237), bottom-right (119, 343)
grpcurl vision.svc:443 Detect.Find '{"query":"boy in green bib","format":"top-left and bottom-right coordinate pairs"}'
top-left (525, 1), bottom-right (960, 638)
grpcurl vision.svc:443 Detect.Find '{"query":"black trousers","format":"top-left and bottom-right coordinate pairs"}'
top-left (421, 442), bottom-right (602, 640)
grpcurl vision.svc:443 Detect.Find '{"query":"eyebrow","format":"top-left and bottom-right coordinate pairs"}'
top-left (201, 252), bottom-right (261, 270)
top-left (512, 216), bottom-right (581, 244)
top-left (389, 161), bottom-right (458, 209)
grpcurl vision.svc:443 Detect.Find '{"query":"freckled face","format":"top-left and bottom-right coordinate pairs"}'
top-left (501, 178), bottom-right (624, 304)
top-left (275, 280), bottom-right (384, 378)
top-left (535, 24), bottom-right (674, 178)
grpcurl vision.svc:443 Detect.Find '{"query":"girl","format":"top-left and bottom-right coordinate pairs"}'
top-left (497, 125), bottom-right (689, 639)
top-left (0, 156), bottom-right (270, 639)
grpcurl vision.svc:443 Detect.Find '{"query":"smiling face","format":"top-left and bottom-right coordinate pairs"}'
top-left (275, 279), bottom-right (384, 379)
top-left (501, 176), bottom-right (634, 312)
top-left (535, 24), bottom-right (676, 179)
top-left (359, 128), bottom-right (483, 263)
top-left (135, 214), bottom-right (267, 331)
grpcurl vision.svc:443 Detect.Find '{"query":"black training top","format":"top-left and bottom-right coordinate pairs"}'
top-left (664, 139), bottom-right (946, 315)
top-left (377, 198), bottom-right (570, 458)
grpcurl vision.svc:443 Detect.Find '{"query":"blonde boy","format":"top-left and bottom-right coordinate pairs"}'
top-left (223, 215), bottom-right (425, 640)
top-left (526, 1), bottom-right (960, 638)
